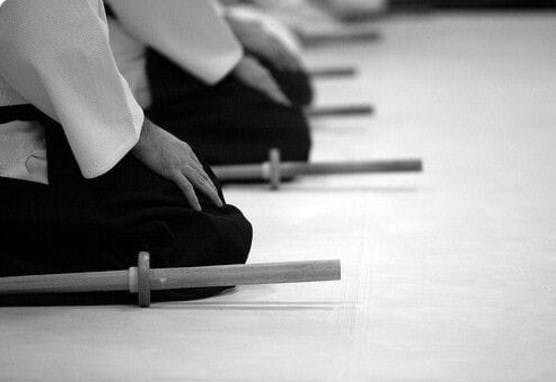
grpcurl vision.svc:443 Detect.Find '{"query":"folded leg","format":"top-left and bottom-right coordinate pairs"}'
top-left (0, 116), bottom-right (253, 305)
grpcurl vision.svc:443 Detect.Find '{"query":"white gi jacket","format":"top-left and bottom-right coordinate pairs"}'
top-left (0, 0), bottom-right (242, 184)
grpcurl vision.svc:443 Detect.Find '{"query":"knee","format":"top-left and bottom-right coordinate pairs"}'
top-left (159, 204), bottom-right (253, 268)
top-left (209, 206), bottom-right (253, 266)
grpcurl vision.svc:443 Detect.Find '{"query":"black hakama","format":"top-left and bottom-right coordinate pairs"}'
top-left (145, 49), bottom-right (313, 166)
top-left (0, 107), bottom-right (253, 305)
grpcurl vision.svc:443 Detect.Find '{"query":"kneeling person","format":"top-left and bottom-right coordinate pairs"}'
top-left (0, 0), bottom-right (252, 304)
top-left (106, 0), bottom-right (312, 166)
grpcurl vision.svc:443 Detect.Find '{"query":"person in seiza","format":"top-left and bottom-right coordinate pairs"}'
top-left (105, 0), bottom-right (313, 166)
top-left (0, 0), bottom-right (253, 305)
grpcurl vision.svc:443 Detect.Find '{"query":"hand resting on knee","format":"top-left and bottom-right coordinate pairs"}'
top-left (232, 55), bottom-right (291, 107)
top-left (132, 118), bottom-right (223, 211)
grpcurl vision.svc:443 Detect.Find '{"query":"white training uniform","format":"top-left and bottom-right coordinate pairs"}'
top-left (0, 0), bottom-right (242, 184)
top-left (105, 0), bottom-right (243, 109)
top-left (107, 1), bottom-right (301, 112)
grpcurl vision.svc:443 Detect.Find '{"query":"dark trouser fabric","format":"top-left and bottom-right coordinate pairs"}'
top-left (145, 49), bottom-right (312, 166)
top-left (254, 55), bottom-right (314, 108)
top-left (0, 109), bottom-right (253, 305)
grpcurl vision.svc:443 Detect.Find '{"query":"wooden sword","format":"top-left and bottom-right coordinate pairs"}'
top-left (0, 252), bottom-right (341, 307)
top-left (213, 148), bottom-right (423, 189)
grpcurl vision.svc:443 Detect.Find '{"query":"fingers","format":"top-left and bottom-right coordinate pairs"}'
top-left (251, 66), bottom-right (291, 106)
top-left (133, 120), bottom-right (223, 210)
top-left (172, 172), bottom-right (202, 212)
top-left (187, 154), bottom-right (216, 189)
top-left (174, 158), bottom-right (223, 210)
top-left (173, 169), bottom-right (223, 211)
top-left (175, 141), bottom-right (222, 209)
top-left (234, 56), bottom-right (291, 106)
top-left (184, 167), bottom-right (223, 208)
top-left (185, 159), bottom-right (222, 205)
top-left (183, 145), bottom-right (220, 194)
top-left (267, 36), bottom-right (302, 72)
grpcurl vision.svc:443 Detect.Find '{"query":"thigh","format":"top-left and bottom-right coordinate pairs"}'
top-left (0, 121), bottom-right (253, 277)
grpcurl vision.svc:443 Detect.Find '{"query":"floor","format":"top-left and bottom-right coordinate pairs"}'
top-left (2, 12), bottom-right (556, 382)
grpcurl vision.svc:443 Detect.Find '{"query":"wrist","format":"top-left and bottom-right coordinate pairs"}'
top-left (132, 117), bottom-right (154, 155)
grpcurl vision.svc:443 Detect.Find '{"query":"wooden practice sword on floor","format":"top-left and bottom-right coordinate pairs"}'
top-left (297, 29), bottom-right (380, 47)
top-left (214, 148), bottom-right (423, 189)
top-left (0, 252), bottom-right (341, 307)
top-left (309, 66), bottom-right (358, 79)
top-left (305, 104), bottom-right (374, 118)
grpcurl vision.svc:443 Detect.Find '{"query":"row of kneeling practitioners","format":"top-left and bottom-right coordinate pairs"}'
top-left (0, 0), bottom-right (316, 303)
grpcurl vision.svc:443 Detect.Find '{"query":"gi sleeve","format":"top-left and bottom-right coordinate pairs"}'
top-left (0, 0), bottom-right (143, 179)
top-left (106, 0), bottom-right (243, 85)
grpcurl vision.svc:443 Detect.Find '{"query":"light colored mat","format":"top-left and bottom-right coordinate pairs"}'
top-left (2, 13), bottom-right (556, 381)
